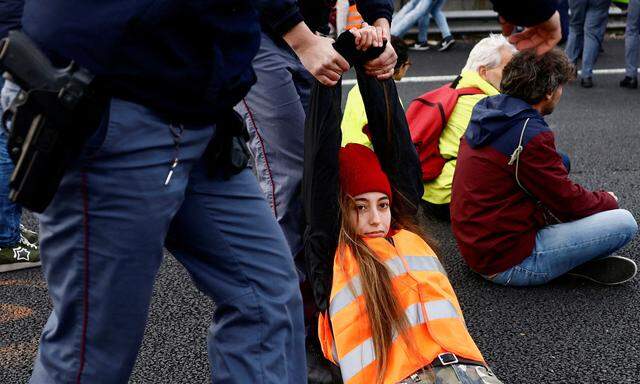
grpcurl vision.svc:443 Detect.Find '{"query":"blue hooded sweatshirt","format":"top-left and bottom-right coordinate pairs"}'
top-left (465, 94), bottom-right (545, 152)
top-left (451, 94), bottom-right (618, 275)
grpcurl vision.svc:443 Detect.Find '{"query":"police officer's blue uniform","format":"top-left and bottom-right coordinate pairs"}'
top-left (20, 0), bottom-right (306, 383)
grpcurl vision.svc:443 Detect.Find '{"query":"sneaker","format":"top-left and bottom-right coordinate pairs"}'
top-left (580, 77), bottom-right (593, 88)
top-left (568, 255), bottom-right (637, 285)
top-left (620, 76), bottom-right (638, 89)
top-left (20, 224), bottom-right (38, 245)
top-left (437, 36), bottom-right (455, 52)
top-left (410, 42), bottom-right (430, 51)
top-left (0, 234), bottom-right (41, 273)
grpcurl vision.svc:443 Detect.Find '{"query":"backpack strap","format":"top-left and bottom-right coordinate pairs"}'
top-left (450, 75), bottom-right (463, 89)
top-left (455, 87), bottom-right (485, 96)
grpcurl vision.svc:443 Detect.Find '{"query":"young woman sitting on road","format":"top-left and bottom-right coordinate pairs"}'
top-left (317, 143), bottom-right (503, 384)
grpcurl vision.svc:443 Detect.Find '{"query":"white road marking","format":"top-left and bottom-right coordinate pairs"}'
top-left (342, 68), bottom-right (638, 86)
top-left (342, 75), bottom-right (456, 85)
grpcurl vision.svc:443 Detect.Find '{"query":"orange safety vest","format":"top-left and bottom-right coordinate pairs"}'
top-left (345, 4), bottom-right (364, 30)
top-left (318, 230), bottom-right (484, 384)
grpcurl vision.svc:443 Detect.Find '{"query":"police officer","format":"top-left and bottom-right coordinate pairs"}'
top-left (19, 1), bottom-right (306, 383)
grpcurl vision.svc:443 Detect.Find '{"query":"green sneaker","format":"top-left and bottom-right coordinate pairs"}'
top-left (20, 224), bottom-right (39, 245)
top-left (0, 234), bottom-right (41, 273)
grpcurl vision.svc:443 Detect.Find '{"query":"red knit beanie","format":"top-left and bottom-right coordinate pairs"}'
top-left (339, 143), bottom-right (392, 200)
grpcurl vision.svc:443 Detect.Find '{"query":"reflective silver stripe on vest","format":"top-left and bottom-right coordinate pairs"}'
top-left (425, 299), bottom-right (459, 321)
top-left (330, 276), bottom-right (363, 318)
top-left (330, 256), bottom-right (445, 318)
top-left (339, 338), bottom-right (376, 382)
top-left (404, 302), bottom-right (427, 327)
top-left (385, 257), bottom-right (407, 276)
top-left (338, 300), bottom-right (460, 382)
top-left (404, 256), bottom-right (447, 275)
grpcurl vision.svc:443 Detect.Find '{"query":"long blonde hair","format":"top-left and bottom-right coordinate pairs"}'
top-left (337, 190), bottom-right (424, 383)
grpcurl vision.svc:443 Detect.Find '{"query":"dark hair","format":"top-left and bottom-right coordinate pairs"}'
top-left (500, 48), bottom-right (576, 105)
top-left (391, 36), bottom-right (409, 70)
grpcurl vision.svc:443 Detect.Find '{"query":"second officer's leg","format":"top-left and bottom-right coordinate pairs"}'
top-left (236, 33), bottom-right (313, 274)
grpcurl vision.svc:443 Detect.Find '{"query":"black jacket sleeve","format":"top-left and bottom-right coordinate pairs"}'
top-left (258, 0), bottom-right (393, 38)
top-left (255, 0), bottom-right (304, 37)
top-left (303, 33), bottom-right (420, 312)
top-left (354, 0), bottom-right (393, 25)
top-left (491, 0), bottom-right (557, 27)
top-left (0, 0), bottom-right (23, 39)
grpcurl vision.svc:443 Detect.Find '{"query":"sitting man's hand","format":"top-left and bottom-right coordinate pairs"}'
top-left (500, 11), bottom-right (562, 55)
top-left (363, 18), bottom-right (397, 80)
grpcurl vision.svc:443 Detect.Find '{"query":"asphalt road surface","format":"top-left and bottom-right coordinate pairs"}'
top-left (2, 38), bottom-right (640, 384)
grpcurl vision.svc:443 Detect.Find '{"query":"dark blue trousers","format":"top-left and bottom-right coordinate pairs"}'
top-left (30, 98), bottom-right (306, 383)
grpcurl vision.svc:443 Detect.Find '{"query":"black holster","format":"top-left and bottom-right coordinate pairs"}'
top-left (205, 109), bottom-right (251, 180)
top-left (0, 31), bottom-right (106, 212)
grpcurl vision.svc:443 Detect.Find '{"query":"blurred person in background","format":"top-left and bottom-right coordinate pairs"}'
top-left (0, 0), bottom-right (39, 274)
top-left (391, 0), bottom-right (455, 52)
top-left (621, 0), bottom-right (640, 88)
top-left (565, 0), bottom-right (612, 88)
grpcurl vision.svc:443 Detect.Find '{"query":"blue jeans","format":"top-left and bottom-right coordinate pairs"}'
top-left (391, 0), bottom-right (434, 39)
top-left (625, 0), bottom-right (640, 77)
top-left (235, 33), bottom-right (313, 275)
top-left (0, 79), bottom-right (21, 246)
top-left (30, 98), bottom-right (306, 383)
top-left (417, 0), bottom-right (451, 43)
top-left (487, 209), bottom-right (637, 286)
top-left (559, 151), bottom-right (571, 173)
top-left (565, 0), bottom-right (611, 77)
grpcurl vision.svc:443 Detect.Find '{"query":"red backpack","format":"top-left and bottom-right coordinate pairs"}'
top-left (406, 78), bottom-right (484, 181)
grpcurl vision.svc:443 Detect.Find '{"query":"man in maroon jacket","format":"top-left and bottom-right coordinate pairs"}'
top-left (451, 49), bottom-right (638, 286)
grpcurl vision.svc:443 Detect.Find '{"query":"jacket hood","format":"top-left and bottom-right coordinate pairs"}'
top-left (465, 94), bottom-right (540, 148)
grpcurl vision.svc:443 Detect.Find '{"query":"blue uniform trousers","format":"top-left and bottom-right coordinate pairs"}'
top-left (236, 33), bottom-right (314, 276)
top-left (29, 98), bottom-right (306, 383)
